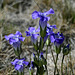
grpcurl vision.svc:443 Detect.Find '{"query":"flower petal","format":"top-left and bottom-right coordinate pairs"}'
top-left (5, 34), bottom-right (14, 40)
top-left (16, 31), bottom-right (22, 36)
top-left (23, 61), bottom-right (29, 66)
top-left (39, 20), bottom-right (47, 30)
top-left (50, 34), bottom-right (55, 43)
top-left (45, 8), bottom-right (54, 15)
top-left (51, 25), bottom-right (57, 29)
top-left (32, 11), bottom-right (39, 19)
top-left (31, 34), bottom-right (39, 44)
top-left (25, 31), bottom-right (31, 36)
top-left (19, 37), bottom-right (25, 41)
top-left (15, 64), bottom-right (22, 70)
top-left (28, 27), bottom-right (35, 31)
top-left (11, 59), bottom-right (19, 65)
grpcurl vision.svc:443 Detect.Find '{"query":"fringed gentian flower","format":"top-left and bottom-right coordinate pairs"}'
top-left (39, 20), bottom-right (47, 30)
top-left (29, 61), bottom-right (34, 70)
top-left (31, 34), bottom-right (39, 45)
top-left (46, 24), bottom-right (57, 35)
top-left (43, 35), bottom-right (49, 43)
top-left (50, 32), bottom-right (64, 47)
top-left (66, 44), bottom-right (70, 49)
top-left (5, 31), bottom-right (25, 49)
top-left (25, 27), bottom-right (40, 45)
top-left (43, 24), bottom-right (57, 43)
top-left (11, 58), bottom-right (29, 72)
top-left (63, 44), bottom-right (70, 55)
top-left (32, 8), bottom-right (54, 21)
top-left (39, 52), bottom-right (44, 59)
top-left (32, 8), bottom-right (54, 30)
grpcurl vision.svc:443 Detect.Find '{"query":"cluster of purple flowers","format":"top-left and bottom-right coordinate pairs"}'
top-left (32, 8), bottom-right (54, 30)
top-left (5, 8), bottom-right (65, 49)
top-left (50, 32), bottom-right (64, 47)
top-left (25, 27), bottom-right (40, 45)
top-left (31, 8), bottom-right (64, 46)
top-left (11, 58), bottom-right (35, 72)
top-left (5, 31), bottom-right (25, 49)
top-left (11, 58), bottom-right (29, 72)
top-left (5, 8), bottom-right (70, 74)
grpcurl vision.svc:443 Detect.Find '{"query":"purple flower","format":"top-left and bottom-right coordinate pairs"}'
top-left (42, 24), bottom-right (57, 42)
top-left (11, 58), bottom-right (29, 72)
top-left (29, 61), bottom-right (34, 70)
top-left (32, 8), bottom-right (54, 21)
top-left (39, 20), bottom-right (47, 30)
top-left (39, 52), bottom-right (44, 59)
top-left (32, 8), bottom-right (54, 30)
top-left (40, 52), bottom-right (43, 58)
top-left (31, 34), bottom-right (39, 45)
top-left (66, 44), bottom-right (70, 49)
top-left (63, 44), bottom-right (70, 55)
top-left (46, 24), bottom-right (57, 35)
top-left (25, 27), bottom-right (39, 45)
top-left (64, 44), bottom-right (70, 50)
top-left (44, 35), bottom-right (48, 43)
top-left (50, 32), bottom-right (64, 47)
top-left (25, 27), bottom-right (40, 36)
top-left (5, 31), bottom-right (25, 48)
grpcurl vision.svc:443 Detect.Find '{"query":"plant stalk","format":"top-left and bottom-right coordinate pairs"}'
top-left (61, 55), bottom-right (64, 75)
top-left (54, 54), bottom-right (58, 75)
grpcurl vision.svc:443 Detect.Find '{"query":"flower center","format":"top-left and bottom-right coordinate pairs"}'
top-left (12, 35), bottom-right (17, 39)
top-left (17, 60), bottom-right (23, 65)
top-left (30, 30), bottom-right (36, 34)
top-left (39, 13), bottom-right (46, 17)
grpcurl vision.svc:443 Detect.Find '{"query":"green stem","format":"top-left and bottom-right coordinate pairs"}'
top-left (17, 71), bottom-right (19, 75)
top-left (29, 70), bottom-right (33, 75)
top-left (54, 54), bottom-right (59, 75)
top-left (46, 45), bottom-right (48, 59)
top-left (50, 48), bottom-right (59, 75)
top-left (51, 49), bottom-right (55, 64)
top-left (29, 70), bottom-right (31, 75)
top-left (46, 45), bottom-right (48, 65)
top-left (69, 54), bottom-right (74, 75)
top-left (21, 71), bottom-right (24, 75)
top-left (65, 67), bottom-right (67, 75)
top-left (18, 55), bottom-right (20, 59)
top-left (61, 55), bottom-right (64, 75)
top-left (40, 38), bottom-right (44, 51)
top-left (17, 71), bottom-right (22, 75)
top-left (46, 45), bottom-right (48, 75)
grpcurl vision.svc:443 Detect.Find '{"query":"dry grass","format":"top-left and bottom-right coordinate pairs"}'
top-left (0, 0), bottom-right (75, 75)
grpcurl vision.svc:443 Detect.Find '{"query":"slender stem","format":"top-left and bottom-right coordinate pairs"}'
top-left (41, 38), bottom-right (44, 51)
top-left (65, 67), bottom-right (68, 75)
top-left (18, 55), bottom-right (20, 59)
top-left (51, 49), bottom-right (55, 64)
top-left (21, 71), bottom-right (24, 75)
top-left (37, 37), bottom-right (44, 75)
top-left (46, 45), bottom-right (48, 60)
top-left (69, 53), bottom-right (74, 75)
top-left (37, 50), bottom-right (40, 74)
top-left (54, 54), bottom-right (58, 75)
top-left (50, 48), bottom-right (59, 74)
top-left (17, 47), bottom-right (20, 59)
top-left (50, 47), bottom-right (59, 75)
top-left (17, 71), bottom-right (19, 75)
top-left (46, 45), bottom-right (48, 75)
top-left (61, 55), bottom-right (64, 75)
top-left (29, 70), bottom-right (31, 75)
top-left (17, 71), bottom-right (21, 75)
